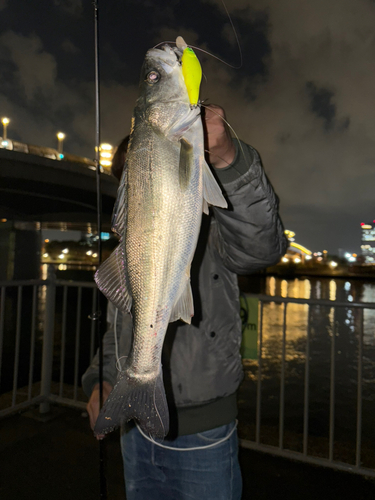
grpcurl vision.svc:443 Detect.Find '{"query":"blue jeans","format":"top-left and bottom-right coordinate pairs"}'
top-left (120, 421), bottom-right (242, 500)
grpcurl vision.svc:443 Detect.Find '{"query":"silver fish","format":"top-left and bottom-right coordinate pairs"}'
top-left (94, 38), bottom-right (227, 438)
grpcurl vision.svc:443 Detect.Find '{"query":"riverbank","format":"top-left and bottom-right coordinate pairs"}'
top-left (251, 264), bottom-right (375, 280)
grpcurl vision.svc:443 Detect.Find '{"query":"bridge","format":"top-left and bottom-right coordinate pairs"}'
top-left (0, 145), bottom-right (118, 280)
top-left (0, 146), bottom-right (117, 224)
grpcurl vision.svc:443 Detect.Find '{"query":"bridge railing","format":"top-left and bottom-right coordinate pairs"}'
top-left (0, 136), bottom-right (112, 172)
top-left (0, 269), bottom-right (374, 478)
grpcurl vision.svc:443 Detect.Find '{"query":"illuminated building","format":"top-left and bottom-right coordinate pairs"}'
top-left (282, 230), bottom-right (312, 264)
top-left (360, 222), bottom-right (375, 264)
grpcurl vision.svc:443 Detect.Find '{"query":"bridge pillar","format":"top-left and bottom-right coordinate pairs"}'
top-left (0, 222), bottom-right (41, 280)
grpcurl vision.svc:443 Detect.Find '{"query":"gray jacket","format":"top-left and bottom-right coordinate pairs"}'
top-left (82, 140), bottom-right (288, 435)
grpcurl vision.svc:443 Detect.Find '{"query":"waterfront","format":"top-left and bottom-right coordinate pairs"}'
top-left (237, 275), bottom-right (375, 468)
top-left (1, 272), bottom-right (375, 469)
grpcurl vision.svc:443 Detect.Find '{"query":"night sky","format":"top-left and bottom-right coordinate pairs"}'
top-left (1, 0), bottom-right (374, 255)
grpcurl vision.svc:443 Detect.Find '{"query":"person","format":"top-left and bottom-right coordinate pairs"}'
top-left (82, 104), bottom-right (288, 500)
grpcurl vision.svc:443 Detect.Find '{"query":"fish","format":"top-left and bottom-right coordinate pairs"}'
top-left (94, 37), bottom-right (227, 438)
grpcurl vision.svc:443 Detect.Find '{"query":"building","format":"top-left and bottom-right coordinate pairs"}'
top-left (281, 230), bottom-right (313, 264)
top-left (361, 222), bottom-right (375, 264)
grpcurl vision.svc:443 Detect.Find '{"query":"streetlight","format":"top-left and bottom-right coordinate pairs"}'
top-left (2, 117), bottom-right (9, 140)
top-left (57, 132), bottom-right (65, 156)
top-left (99, 143), bottom-right (113, 170)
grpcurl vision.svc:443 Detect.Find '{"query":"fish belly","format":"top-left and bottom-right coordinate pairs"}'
top-left (126, 129), bottom-right (202, 374)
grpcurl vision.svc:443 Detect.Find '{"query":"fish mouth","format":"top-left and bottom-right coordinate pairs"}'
top-left (146, 44), bottom-right (183, 74)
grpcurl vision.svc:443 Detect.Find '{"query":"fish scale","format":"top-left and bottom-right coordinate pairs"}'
top-left (94, 39), bottom-right (227, 438)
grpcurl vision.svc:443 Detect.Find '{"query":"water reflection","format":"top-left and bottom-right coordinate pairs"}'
top-left (238, 276), bottom-right (375, 467)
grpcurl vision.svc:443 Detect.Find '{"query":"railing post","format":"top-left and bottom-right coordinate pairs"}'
top-left (39, 265), bottom-right (56, 414)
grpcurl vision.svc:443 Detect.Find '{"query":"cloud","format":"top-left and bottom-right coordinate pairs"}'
top-left (61, 38), bottom-right (80, 54)
top-left (198, 0), bottom-right (375, 251)
top-left (0, 29), bottom-right (138, 160)
top-left (53, 0), bottom-right (83, 17)
top-left (1, 0), bottom-right (375, 253)
top-left (0, 31), bottom-right (57, 100)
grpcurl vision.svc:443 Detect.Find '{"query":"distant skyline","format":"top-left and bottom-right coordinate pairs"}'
top-left (0, 0), bottom-right (374, 254)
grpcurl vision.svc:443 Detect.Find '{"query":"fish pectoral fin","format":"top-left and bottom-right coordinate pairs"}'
top-left (94, 243), bottom-right (132, 313)
top-left (166, 107), bottom-right (200, 139)
top-left (94, 370), bottom-right (169, 439)
top-left (202, 160), bottom-right (228, 210)
top-left (179, 138), bottom-right (193, 191)
top-left (170, 280), bottom-right (194, 324)
top-left (202, 199), bottom-right (209, 215)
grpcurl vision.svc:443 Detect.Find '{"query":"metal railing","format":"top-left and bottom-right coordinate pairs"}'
top-left (0, 266), bottom-right (97, 417)
top-left (239, 294), bottom-right (375, 478)
top-left (0, 272), bottom-right (374, 478)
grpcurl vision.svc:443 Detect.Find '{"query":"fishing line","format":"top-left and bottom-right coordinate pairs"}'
top-left (113, 307), bottom-right (128, 372)
top-left (135, 420), bottom-right (238, 451)
top-left (153, 1), bottom-right (242, 69)
top-left (201, 103), bottom-right (251, 176)
top-left (93, 1), bottom-right (107, 498)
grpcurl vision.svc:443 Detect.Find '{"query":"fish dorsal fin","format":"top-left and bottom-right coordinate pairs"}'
top-left (94, 243), bottom-right (132, 313)
top-left (202, 160), bottom-right (228, 211)
top-left (111, 168), bottom-right (127, 235)
top-left (179, 138), bottom-right (193, 190)
top-left (169, 279), bottom-right (194, 324)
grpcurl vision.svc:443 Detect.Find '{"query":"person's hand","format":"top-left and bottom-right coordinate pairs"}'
top-left (202, 104), bottom-right (236, 169)
top-left (86, 381), bottom-right (113, 440)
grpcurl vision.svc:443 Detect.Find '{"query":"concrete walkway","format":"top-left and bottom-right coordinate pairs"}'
top-left (1, 406), bottom-right (374, 499)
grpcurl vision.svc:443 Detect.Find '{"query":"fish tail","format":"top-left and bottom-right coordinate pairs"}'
top-left (94, 370), bottom-right (169, 439)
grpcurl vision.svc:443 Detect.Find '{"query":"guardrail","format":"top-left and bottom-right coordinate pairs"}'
top-left (239, 293), bottom-right (375, 478)
top-left (0, 266), bottom-right (98, 416)
top-left (0, 270), bottom-right (374, 478)
top-left (0, 136), bottom-right (111, 173)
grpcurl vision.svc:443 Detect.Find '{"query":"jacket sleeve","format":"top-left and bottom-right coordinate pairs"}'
top-left (211, 139), bottom-right (288, 274)
top-left (81, 303), bottom-right (124, 398)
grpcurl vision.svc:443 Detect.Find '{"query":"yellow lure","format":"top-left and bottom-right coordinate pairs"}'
top-left (181, 47), bottom-right (202, 107)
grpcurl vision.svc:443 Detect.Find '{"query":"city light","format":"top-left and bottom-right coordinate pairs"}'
top-left (284, 230), bottom-right (295, 238)
top-left (290, 242), bottom-right (312, 255)
top-left (305, 255), bottom-right (312, 260)
top-left (62, 248), bottom-right (69, 254)
top-left (58, 253), bottom-right (64, 259)
top-left (57, 132), bottom-right (65, 155)
top-left (43, 253), bottom-right (49, 258)
top-left (282, 257), bottom-right (289, 263)
top-left (330, 261), bottom-right (338, 268)
top-left (344, 252), bottom-right (357, 263)
top-left (294, 258), bottom-right (301, 263)
top-left (1, 117), bottom-right (9, 140)
top-left (86, 250), bottom-right (92, 256)
top-left (99, 143), bottom-right (113, 169)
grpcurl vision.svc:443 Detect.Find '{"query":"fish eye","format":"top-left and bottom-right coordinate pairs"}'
top-left (146, 71), bottom-right (161, 84)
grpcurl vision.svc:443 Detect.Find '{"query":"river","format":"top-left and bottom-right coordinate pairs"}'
top-left (237, 275), bottom-right (375, 468)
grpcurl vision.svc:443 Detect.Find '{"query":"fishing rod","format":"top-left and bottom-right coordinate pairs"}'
top-left (93, 0), bottom-right (107, 498)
